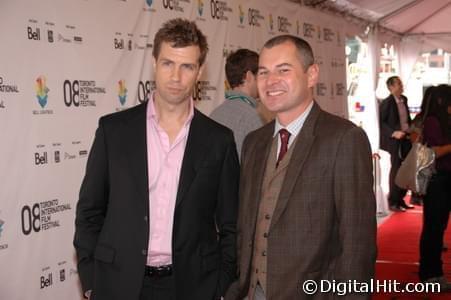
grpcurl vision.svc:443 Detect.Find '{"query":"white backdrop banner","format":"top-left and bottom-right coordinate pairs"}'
top-left (0, 1), bottom-right (347, 299)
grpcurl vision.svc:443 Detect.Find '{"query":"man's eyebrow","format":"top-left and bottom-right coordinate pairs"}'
top-left (275, 63), bottom-right (293, 68)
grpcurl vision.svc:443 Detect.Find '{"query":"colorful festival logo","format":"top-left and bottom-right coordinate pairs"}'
top-left (197, 0), bottom-right (204, 16)
top-left (118, 80), bottom-right (128, 106)
top-left (35, 76), bottom-right (49, 108)
top-left (0, 219), bottom-right (4, 239)
top-left (268, 14), bottom-right (274, 31)
top-left (238, 5), bottom-right (245, 24)
top-left (146, 0), bottom-right (153, 7)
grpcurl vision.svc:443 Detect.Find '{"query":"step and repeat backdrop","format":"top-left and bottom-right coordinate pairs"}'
top-left (0, 0), bottom-right (347, 299)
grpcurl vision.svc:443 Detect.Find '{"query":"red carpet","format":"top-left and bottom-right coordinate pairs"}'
top-left (374, 204), bottom-right (451, 299)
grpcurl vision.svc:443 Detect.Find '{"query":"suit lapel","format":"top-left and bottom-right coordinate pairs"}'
top-left (244, 122), bottom-right (274, 228)
top-left (175, 109), bottom-right (210, 208)
top-left (124, 102), bottom-right (149, 203)
top-left (270, 103), bottom-right (321, 230)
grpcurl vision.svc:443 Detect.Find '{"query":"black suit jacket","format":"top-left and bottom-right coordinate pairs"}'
top-left (74, 102), bottom-right (239, 300)
top-left (379, 94), bottom-right (412, 155)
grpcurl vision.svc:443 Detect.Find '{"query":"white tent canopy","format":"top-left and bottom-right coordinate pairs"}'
top-left (300, 0), bottom-right (451, 52)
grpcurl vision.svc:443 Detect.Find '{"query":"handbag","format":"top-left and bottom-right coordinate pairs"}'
top-left (395, 93), bottom-right (436, 195)
top-left (395, 142), bottom-right (435, 195)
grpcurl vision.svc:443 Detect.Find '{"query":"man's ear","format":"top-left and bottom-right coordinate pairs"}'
top-left (307, 64), bottom-right (319, 88)
top-left (244, 70), bottom-right (254, 83)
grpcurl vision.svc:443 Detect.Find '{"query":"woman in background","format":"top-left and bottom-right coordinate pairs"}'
top-left (419, 84), bottom-right (451, 288)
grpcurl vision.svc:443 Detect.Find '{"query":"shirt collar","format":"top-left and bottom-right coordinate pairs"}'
top-left (273, 101), bottom-right (314, 138)
top-left (147, 92), bottom-right (194, 127)
top-left (225, 90), bottom-right (258, 108)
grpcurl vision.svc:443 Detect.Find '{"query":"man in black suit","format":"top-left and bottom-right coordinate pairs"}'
top-left (74, 18), bottom-right (239, 300)
top-left (379, 76), bottom-right (413, 212)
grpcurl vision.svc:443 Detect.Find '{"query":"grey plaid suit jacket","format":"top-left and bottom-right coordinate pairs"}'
top-left (226, 102), bottom-right (377, 300)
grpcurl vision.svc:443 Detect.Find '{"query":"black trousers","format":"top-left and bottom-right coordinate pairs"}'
top-left (419, 170), bottom-right (451, 281)
top-left (139, 274), bottom-right (175, 300)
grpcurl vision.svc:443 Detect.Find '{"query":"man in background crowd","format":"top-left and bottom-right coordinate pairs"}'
top-left (211, 49), bottom-right (265, 158)
top-left (379, 76), bottom-right (413, 212)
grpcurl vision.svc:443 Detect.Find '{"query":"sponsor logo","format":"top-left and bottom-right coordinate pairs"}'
top-left (27, 26), bottom-right (41, 41)
top-left (137, 80), bottom-right (156, 103)
top-left (40, 272), bottom-right (53, 289)
top-left (0, 219), bottom-right (4, 238)
top-left (248, 8), bottom-right (263, 27)
top-left (79, 150), bottom-right (88, 158)
top-left (36, 76), bottom-right (49, 108)
top-left (336, 83), bottom-right (345, 96)
top-left (54, 150), bottom-right (60, 163)
top-left (268, 14), bottom-right (274, 31)
top-left (323, 27), bottom-right (335, 42)
top-left (0, 100), bottom-right (4, 109)
top-left (64, 152), bottom-right (76, 160)
top-left (0, 217), bottom-right (7, 250)
top-left (21, 200), bottom-right (72, 235)
top-left (114, 32), bottom-right (133, 50)
top-left (238, 5), bottom-right (245, 24)
top-left (355, 101), bottom-right (365, 112)
top-left (210, 0), bottom-right (232, 21)
top-left (197, 0), bottom-right (204, 16)
top-left (143, 0), bottom-right (156, 11)
top-left (59, 269), bottom-right (66, 282)
top-left (47, 30), bottom-right (54, 43)
top-left (0, 76), bottom-right (20, 93)
top-left (118, 80), bottom-right (127, 106)
top-left (303, 22), bottom-right (315, 38)
top-left (63, 80), bottom-right (105, 107)
top-left (277, 16), bottom-right (291, 33)
top-left (58, 33), bottom-right (71, 43)
top-left (34, 151), bottom-right (48, 165)
top-left (316, 82), bottom-right (327, 97)
top-left (192, 80), bottom-right (216, 101)
top-left (162, 0), bottom-right (190, 13)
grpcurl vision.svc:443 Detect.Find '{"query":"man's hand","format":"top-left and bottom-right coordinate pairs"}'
top-left (391, 130), bottom-right (406, 139)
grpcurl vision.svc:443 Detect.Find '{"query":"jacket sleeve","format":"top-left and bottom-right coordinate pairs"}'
top-left (379, 98), bottom-right (395, 138)
top-left (73, 118), bottom-right (110, 294)
top-left (215, 130), bottom-right (240, 298)
top-left (333, 126), bottom-right (377, 299)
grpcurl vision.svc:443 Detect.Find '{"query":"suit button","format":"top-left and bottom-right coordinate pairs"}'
top-left (263, 232), bottom-right (268, 238)
top-left (142, 249), bottom-right (147, 255)
top-left (265, 214), bottom-right (270, 220)
top-left (262, 250), bottom-right (267, 256)
top-left (144, 216), bottom-right (148, 222)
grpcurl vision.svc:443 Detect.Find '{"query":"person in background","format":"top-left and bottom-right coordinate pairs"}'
top-left (226, 34), bottom-right (376, 300)
top-left (211, 49), bottom-right (265, 158)
top-left (409, 86), bottom-right (438, 205)
top-left (74, 18), bottom-right (239, 300)
top-left (379, 76), bottom-right (414, 212)
top-left (419, 84), bottom-right (451, 289)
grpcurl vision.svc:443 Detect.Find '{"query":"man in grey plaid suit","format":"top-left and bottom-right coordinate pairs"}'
top-left (226, 35), bottom-right (377, 300)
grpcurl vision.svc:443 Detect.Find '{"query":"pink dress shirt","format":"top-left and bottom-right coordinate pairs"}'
top-left (146, 93), bottom-right (194, 266)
